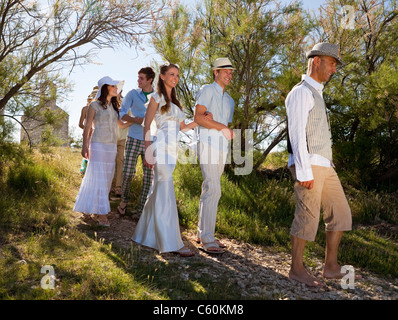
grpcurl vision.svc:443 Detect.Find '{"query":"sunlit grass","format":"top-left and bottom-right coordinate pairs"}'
top-left (0, 146), bottom-right (239, 300)
top-left (0, 145), bottom-right (397, 301)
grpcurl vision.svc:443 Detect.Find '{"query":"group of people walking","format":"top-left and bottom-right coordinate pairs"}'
top-left (73, 43), bottom-right (357, 287)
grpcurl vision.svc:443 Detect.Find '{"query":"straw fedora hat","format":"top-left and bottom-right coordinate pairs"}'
top-left (212, 57), bottom-right (236, 70)
top-left (306, 42), bottom-right (343, 66)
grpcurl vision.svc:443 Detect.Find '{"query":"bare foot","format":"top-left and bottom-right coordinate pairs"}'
top-left (289, 268), bottom-right (325, 287)
top-left (323, 265), bottom-right (362, 280)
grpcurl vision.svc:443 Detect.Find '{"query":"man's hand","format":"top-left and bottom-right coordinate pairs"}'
top-left (122, 115), bottom-right (144, 125)
top-left (221, 127), bottom-right (235, 141)
top-left (204, 111), bottom-right (213, 121)
top-left (299, 180), bottom-right (314, 190)
top-left (134, 116), bottom-right (144, 125)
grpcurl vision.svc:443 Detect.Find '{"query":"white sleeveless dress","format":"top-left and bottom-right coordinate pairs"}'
top-left (131, 93), bottom-right (186, 253)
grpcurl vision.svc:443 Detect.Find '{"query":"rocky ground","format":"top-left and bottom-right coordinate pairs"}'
top-left (76, 196), bottom-right (398, 301)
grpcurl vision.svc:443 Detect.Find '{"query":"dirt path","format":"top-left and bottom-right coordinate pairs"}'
top-left (76, 196), bottom-right (398, 300)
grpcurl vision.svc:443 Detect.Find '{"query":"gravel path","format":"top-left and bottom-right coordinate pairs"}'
top-left (77, 198), bottom-right (398, 301)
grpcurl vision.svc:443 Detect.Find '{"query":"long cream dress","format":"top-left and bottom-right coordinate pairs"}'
top-left (73, 101), bottom-right (118, 215)
top-left (131, 93), bottom-right (186, 253)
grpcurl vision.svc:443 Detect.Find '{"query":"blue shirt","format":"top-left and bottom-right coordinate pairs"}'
top-left (195, 82), bottom-right (235, 149)
top-left (119, 88), bottom-right (154, 141)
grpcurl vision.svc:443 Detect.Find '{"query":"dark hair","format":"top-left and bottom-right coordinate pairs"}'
top-left (97, 84), bottom-right (120, 117)
top-left (157, 63), bottom-right (182, 114)
top-left (139, 67), bottom-right (156, 85)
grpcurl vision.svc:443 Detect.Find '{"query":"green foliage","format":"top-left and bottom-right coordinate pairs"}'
top-left (153, 0), bottom-right (398, 190)
top-left (0, 142), bottom-right (29, 176)
top-left (318, 0), bottom-right (398, 189)
top-left (152, 3), bottom-right (208, 117)
top-left (0, 0), bottom-right (162, 145)
top-left (152, 0), bottom-right (310, 158)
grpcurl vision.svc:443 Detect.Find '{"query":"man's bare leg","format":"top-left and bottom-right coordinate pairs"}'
top-left (322, 231), bottom-right (362, 280)
top-left (289, 235), bottom-right (324, 287)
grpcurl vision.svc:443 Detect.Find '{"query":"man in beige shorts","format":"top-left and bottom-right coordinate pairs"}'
top-left (286, 43), bottom-right (353, 287)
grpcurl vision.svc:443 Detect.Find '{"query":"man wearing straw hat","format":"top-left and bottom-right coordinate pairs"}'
top-left (194, 58), bottom-right (235, 254)
top-left (286, 43), bottom-right (354, 286)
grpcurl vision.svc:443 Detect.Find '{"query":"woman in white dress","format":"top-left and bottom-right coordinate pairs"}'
top-left (74, 76), bottom-right (126, 227)
top-left (131, 63), bottom-right (198, 257)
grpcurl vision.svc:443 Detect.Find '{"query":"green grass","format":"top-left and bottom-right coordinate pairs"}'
top-left (0, 145), bottom-right (397, 300)
top-left (175, 164), bottom-right (294, 247)
top-left (0, 145), bottom-right (239, 300)
top-left (174, 161), bottom-right (398, 276)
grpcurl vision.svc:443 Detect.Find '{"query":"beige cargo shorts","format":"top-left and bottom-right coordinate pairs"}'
top-left (289, 165), bottom-right (352, 241)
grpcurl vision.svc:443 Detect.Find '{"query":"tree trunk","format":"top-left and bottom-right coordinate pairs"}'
top-left (253, 127), bottom-right (287, 171)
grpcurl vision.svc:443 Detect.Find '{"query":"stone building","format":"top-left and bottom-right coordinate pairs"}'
top-left (20, 99), bottom-right (69, 146)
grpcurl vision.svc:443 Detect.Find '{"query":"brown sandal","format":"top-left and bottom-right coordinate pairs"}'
top-left (172, 247), bottom-right (195, 257)
top-left (200, 242), bottom-right (225, 254)
top-left (117, 204), bottom-right (127, 217)
top-left (114, 187), bottom-right (122, 197)
top-left (96, 215), bottom-right (110, 227)
top-left (196, 238), bottom-right (226, 248)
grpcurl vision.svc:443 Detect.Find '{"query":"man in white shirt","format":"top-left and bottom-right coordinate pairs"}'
top-left (286, 43), bottom-right (353, 287)
top-left (194, 58), bottom-right (235, 254)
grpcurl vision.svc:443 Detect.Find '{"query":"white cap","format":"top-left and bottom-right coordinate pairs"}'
top-left (95, 76), bottom-right (124, 99)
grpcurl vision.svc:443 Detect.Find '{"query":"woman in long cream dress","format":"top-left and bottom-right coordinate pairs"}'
top-left (131, 63), bottom-right (197, 257)
top-left (74, 76), bottom-right (127, 227)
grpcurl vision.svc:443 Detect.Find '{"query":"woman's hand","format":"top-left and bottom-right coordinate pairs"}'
top-left (81, 145), bottom-right (89, 160)
top-left (144, 147), bottom-right (155, 169)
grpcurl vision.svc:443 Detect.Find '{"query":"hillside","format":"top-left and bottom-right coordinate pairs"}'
top-left (0, 146), bottom-right (397, 300)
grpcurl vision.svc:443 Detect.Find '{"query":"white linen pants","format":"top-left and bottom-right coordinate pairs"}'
top-left (197, 141), bottom-right (228, 244)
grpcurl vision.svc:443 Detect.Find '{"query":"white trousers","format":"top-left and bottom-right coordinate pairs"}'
top-left (197, 141), bottom-right (228, 244)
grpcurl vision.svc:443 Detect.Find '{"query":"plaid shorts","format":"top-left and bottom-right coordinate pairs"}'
top-left (121, 137), bottom-right (154, 212)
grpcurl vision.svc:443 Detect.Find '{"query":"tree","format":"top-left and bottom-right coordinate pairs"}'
top-left (151, 0), bottom-right (311, 169)
top-left (151, 2), bottom-right (204, 117)
top-left (0, 0), bottom-right (163, 140)
top-left (314, 0), bottom-right (398, 188)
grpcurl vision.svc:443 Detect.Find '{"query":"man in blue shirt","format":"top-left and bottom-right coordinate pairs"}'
top-left (194, 58), bottom-right (235, 253)
top-left (117, 67), bottom-right (155, 217)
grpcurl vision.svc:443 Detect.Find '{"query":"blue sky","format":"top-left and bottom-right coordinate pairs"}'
top-left (54, 0), bottom-right (326, 140)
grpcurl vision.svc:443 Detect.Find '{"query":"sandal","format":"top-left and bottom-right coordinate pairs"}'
top-left (173, 247), bottom-right (194, 257)
top-left (98, 221), bottom-right (110, 227)
top-left (96, 215), bottom-right (110, 227)
top-left (117, 203), bottom-right (127, 217)
top-left (200, 242), bottom-right (225, 254)
top-left (196, 238), bottom-right (226, 249)
top-left (114, 187), bottom-right (122, 197)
